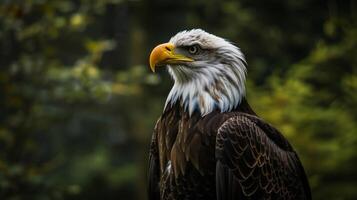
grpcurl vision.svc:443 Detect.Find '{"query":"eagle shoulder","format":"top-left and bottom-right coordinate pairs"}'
top-left (148, 118), bottom-right (161, 200)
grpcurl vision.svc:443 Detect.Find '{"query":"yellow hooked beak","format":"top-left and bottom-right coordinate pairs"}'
top-left (149, 42), bottom-right (194, 72)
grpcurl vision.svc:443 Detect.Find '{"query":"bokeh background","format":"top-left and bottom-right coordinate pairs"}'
top-left (0, 0), bottom-right (356, 199)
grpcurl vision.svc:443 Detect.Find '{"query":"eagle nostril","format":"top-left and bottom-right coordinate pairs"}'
top-left (165, 46), bottom-right (171, 51)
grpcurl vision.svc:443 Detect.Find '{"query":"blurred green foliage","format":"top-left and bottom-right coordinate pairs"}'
top-left (0, 0), bottom-right (356, 199)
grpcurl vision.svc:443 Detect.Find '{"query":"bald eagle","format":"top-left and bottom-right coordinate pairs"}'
top-left (148, 29), bottom-right (311, 200)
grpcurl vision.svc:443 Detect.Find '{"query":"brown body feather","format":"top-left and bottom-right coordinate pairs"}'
top-left (148, 99), bottom-right (311, 200)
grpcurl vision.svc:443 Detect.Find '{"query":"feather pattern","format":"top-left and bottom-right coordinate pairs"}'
top-left (215, 114), bottom-right (311, 200)
top-left (148, 101), bottom-right (311, 200)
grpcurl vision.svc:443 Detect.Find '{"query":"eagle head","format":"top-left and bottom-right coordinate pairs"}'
top-left (149, 29), bottom-right (247, 116)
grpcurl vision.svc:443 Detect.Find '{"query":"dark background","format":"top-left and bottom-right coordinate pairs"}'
top-left (0, 0), bottom-right (356, 199)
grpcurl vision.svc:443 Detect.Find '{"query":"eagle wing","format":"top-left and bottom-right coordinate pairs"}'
top-left (148, 124), bottom-right (160, 200)
top-left (215, 114), bottom-right (311, 200)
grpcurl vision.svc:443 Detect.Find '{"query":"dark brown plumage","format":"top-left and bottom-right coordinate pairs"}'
top-left (148, 99), bottom-right (311, 200)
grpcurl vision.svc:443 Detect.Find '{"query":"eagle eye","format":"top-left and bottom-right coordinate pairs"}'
top-left (188, 45), bottom-right (200, 55)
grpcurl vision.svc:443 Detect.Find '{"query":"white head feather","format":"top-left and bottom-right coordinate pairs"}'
top-left (165, 29), bottom-right (247, 116)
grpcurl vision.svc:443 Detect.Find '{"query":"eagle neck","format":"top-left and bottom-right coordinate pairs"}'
top-left (164, 73), bottom-right (246, 116)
